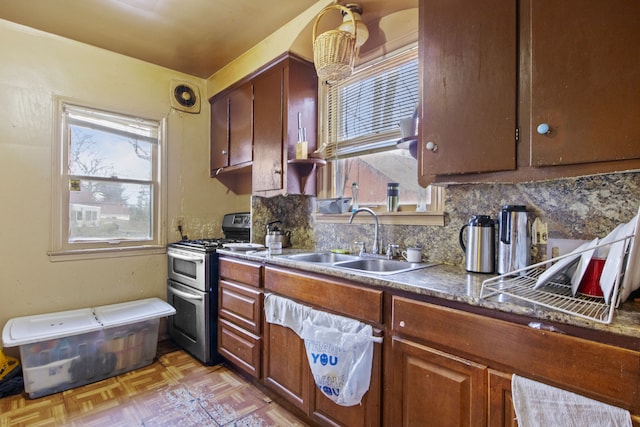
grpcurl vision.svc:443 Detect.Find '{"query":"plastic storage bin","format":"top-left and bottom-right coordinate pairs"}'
top-left (2, 297), bottom-right (175, 398)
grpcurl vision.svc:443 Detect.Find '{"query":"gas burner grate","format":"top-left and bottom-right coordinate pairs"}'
top-left (170, 237), bottom-right (250, 251)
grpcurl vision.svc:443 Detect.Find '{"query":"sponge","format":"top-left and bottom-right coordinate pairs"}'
top-left (330, 249), bottom-right (350, 254)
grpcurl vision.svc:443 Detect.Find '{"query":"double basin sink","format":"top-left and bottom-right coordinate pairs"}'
top-left (282, 252), bottom-right (435, 276)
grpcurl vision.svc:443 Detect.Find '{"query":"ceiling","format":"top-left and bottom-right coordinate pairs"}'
top-left (0, 0), bottom-right (412, 79)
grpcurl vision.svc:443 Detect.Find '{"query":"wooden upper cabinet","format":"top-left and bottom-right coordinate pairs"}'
top-left (418, 0), bottom-right (517, 185)
top-left (209, 53), bottom-right (317, 194)
top-left (228, 83), bottom-right (253, 166)
top-left (253, 63), bottom-right (285, 194)
top-left (209, 82), bottom-right (253, 172)
top-left (530, 0), bottom-right (640, 166)
top-left (210, 95), bottom-right (229, 170)
top-left (252, 55), bottom-right (318, 197)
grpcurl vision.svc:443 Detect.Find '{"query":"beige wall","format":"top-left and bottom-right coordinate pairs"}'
top-left (205, 1), bottom-right (418, 97)
top-left (0, 2), bottom-right (420, 338)
top-left (0, 19), bottom-right (248, 333)
top-left (205, 0), bottom-right (331, 98)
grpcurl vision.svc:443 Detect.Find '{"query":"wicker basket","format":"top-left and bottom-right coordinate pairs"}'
top-left (312, 5), bottom-right (357, 82)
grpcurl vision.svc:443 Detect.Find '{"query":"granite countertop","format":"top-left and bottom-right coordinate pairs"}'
top-left (217, 248), bottom-right (640, 340)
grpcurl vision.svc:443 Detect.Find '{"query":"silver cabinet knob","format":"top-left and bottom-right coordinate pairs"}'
top-left (221, 149), bottom-right (228, 155)
top-left (536, 123), bottom-right (551, 135)
top-left (425, 141), bottom-right (438, 152)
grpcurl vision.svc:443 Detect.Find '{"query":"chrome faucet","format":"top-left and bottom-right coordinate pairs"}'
top-left (349, 207), bottom-right (380, 255)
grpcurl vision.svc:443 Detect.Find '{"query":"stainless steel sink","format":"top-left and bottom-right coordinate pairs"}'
top-left (284, 252), bottom-right (435, 275)
top-left (285, 252), bottom-right (360, 264)
top-left (333, 258), bottom-right (431, 275)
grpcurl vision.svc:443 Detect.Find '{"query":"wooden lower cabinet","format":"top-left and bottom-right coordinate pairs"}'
top-left (218, 257), bottom-right (263, 378)
top-left (263, 266), bottom-right (383, 427)
top-left (218, 259), bottom-right (640, 426)
top-left (263, 320), bottom-right (382, 427)
top-left (218, 318), bottom-right (261, 378)
top-left (390, 336), bottom-right (518, 427)
top-left (390, 336), bottom-right (487, 427)
top-left (311, 334), bottom-right (382, 427)
top-left (391, 295), bottom-right (640, 426)
top-left (488, 369), bottom-right (517, 427)
top-left (263, 320), bottom-right (309, 412)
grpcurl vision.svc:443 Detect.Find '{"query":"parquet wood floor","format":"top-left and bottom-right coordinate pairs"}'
top-left (0, 341), bottom-right (309, 427)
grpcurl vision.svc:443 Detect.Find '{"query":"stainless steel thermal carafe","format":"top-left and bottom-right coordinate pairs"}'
top-left (459, 215), bottom-right (495, 273)
top-left (497, 205), bottom-right (531, 274)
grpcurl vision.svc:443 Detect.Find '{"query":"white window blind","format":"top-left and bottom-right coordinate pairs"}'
top-left (321, 46), bottom-right (419, 159)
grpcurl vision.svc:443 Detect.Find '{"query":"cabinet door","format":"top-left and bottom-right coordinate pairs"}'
top-left (310, 335), bottom-right (382, 427)
top-left (488, 369), bottom-right (517, 427)
top-left (419, 0), bottom-right (517, 184)
top-left (228, 83), bottom-right (253, 166)
top-left (263, 320), bottom-right (309, 412)
top-left (210, 95), bottom-right (229, 170)
top-left (391, 336), bottom-right (487, 427)
top-left (253, 65), bottom-right (284, 193)
top-left (531, 0), bottom-right (640, 166)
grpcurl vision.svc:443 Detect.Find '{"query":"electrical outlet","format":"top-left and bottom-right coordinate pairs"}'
top-left (547, 238), bottom-right (589, 261)
top-left (532, 218), bottom-right (548, 244)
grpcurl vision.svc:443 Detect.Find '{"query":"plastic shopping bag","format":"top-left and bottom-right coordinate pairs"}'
top-left (300, 314), bottom-right (382, 407)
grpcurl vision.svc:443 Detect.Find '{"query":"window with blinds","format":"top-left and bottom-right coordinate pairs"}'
top-left (320, 46), bottom-right (419, 159)
top-left (316, 44), bottom-right (443, 214)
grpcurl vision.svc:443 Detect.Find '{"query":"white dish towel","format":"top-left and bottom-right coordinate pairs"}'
top-left (511, 374), bottom-right (632, 427)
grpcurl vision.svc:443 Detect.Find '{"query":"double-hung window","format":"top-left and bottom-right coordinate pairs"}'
top-left (51, 99), bottom-right (166, 259)
top-left (317, 44), bottom-right (442, 215)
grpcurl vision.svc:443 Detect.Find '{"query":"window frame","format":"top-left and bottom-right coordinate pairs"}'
top-left (50, 97), bottom-right (167, 260)
top-left (318, 44), bottom-right (419, 160)
top-left (315, 44), bottom-right (444, 222)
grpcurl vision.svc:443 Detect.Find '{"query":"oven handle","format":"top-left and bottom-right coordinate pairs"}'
top-left (168, 252), bottom-right (204, 263)
top-left (169, 285), bottom-right (205, 301)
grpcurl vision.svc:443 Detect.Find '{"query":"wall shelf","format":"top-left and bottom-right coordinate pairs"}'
top-left (287, 158), bottom-right (326, 194)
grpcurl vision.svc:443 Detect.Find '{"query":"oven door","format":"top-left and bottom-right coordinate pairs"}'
top-left (167, 279), bottom-right (210, 364)
top-left (167, 247), bottom-right (207, 291)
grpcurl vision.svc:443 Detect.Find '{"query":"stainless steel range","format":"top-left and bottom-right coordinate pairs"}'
top-left (166, 212), bottom-right (250, 365)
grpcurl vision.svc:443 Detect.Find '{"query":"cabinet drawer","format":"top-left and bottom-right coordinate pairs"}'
top-left (219, 280), bottom-right (262, 335)
top-left (392, 296), bottom-right (640, 413)
top-left (264, 266), bottom-right (383, 324)
top-left (219, 318), bottom-right (261, 378)
top-left (219, 257), bottom-right (262, 288)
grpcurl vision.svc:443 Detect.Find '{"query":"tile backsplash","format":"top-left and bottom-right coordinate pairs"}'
top-left (252, 171), bottom-right (640, 266)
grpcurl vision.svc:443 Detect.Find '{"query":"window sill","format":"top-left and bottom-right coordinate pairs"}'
top-left (48, 245), bottom-right (166, 262)
top-left (313, 208), bottom-right (445, 226)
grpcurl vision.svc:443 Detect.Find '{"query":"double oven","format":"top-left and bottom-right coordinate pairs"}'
top-left (167, 212), bottom-right (250, 365)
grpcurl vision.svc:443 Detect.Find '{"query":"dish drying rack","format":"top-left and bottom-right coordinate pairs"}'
top-left (480, 234), bottom-right (635, 324)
